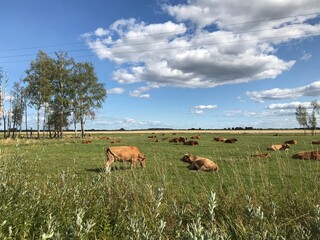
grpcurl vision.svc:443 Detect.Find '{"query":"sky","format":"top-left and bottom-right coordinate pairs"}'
top-left (1, 0), bottom-right (320, 130)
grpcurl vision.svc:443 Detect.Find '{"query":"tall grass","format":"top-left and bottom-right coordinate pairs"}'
top-left (0, 133), bottom-right (320, 239)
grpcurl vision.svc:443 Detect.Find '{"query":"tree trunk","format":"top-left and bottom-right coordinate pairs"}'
top-left (80, 117), bottom-right (85, 138)
top-left (3, 116), bottom-right (7, 139)
top-left (74, 114), bottom-right (77, 138)
top-left (43, 104), bottom-right (47, 138)
top-left (25, 100), bottom-right (28, 138)
top-left (37, 107), bottom-right (40, 139)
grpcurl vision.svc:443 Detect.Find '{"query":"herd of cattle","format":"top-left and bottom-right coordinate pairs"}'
top-left (104, 134), bottom-right (320, 172)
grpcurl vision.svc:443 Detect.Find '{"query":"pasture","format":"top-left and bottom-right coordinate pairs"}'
top-left (0, 131), bottom-right (320, 239)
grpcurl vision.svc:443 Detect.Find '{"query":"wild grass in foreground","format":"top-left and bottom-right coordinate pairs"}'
top-left (0, 133), bottom-right (320, 239)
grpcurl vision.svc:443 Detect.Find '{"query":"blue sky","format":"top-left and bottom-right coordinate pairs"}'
top-left (1, 0), bottom-right (320, 130)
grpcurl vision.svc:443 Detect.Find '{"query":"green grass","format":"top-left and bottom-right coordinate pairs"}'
top-left (1, 132), bottom-right (320, 239)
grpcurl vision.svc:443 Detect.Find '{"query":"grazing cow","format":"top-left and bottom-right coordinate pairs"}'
top-left (214, 137), bottom-right (226, 142)
top-left (311, 140), bottom-right (320, 145)
top-left (191, 135), bottom-right (201, 139)
top-left (292, 151), bottom-right (320, 160)
top-left (267, 144), bottom-right (290, 151)
top-left (183, 140), bottom-right (199, 146)
top-left (251, 153), bottom-right (271, 158)
top-left (105, 146), bottom-right (145, 171)
top-left (225, 138), bottom-right (238, 143)
top-left (285, 139), bottom-right (298, 144)
top-left (180, 154), bottom-right (218, 172)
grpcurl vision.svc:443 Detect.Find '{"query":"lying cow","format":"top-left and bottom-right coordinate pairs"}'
top-left (285, 139), bottom-right (297, 144)
top-left (183, 140), bottom-right (199, 145)
top-left (267, 144), bottom-right (290, 151)
top-left (213, 137), bottom-right (226, 142)
top-left (180, 154), bottom-right (218, 172)
top-left (311, 140), bottom-right (320, 145)
top-left (191, 135), bottom-right (201, 139)
top-left (292, 151), bottom-right (320, 160)
top-left (225, 138), bottom-right (238, 143)
top-left (105, 146), bottom-right (145, 171)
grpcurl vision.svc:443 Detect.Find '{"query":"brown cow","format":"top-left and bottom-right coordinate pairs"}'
top-left (225, 138), bottom-right (238, 143)
top-left (148, 135), bottom-right (157, 138)
top-left (267, 144), bottom-right (290, 151)
top-left (285, 139), bottom-right (297, 144)
top-left (251, 153), bottom-right (271, 158)
top-left (191, 135), bottom-right (201, 139)
top-left (213, 137), bottom-right (226, 142)
top-left (82, 140), bottom-right (92, 144)
top-left (105, 146), bottom-right (145, 171)
top-left (183, 140), bottom-right (199, 145)
top-left (292, 151), bottom-right (320, 160)
top-left (180, 154), bottom-right (218, 172)
top-left (169, 137), bottom-right (186, 143)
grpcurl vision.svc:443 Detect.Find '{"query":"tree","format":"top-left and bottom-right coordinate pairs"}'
top-left (51, 51), bottom-right (74, 138)
top-left (295, 100), bottom-right (320, 135)
top-left (295, 105), bottom-right (308, 134)
top-left (11, 80), bottom-right (25, 138)
top-left (309, 100), bottom-right (320, 135)
top-left (70, 62), bottom-right (107, 138)
top-left (0, 69), bottom-right (9, 138)
top-left (24, 50), bottom-right (54, 138)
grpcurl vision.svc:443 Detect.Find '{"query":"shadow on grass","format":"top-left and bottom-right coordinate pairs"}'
top-left (86, 165), bottom-right (131, 173)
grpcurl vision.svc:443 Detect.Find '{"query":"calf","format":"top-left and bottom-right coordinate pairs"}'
top-left (180, 154), bottom-right (218, 172)
top-left (105, 146), bottom-right (145, 171)
top-left (267, 144), bottom-right (290, 151)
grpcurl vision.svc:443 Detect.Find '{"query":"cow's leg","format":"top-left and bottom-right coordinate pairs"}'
top-left (105, 154), bottom-right (114, 172)
top-left (130, 158), bottom-right (137, 169)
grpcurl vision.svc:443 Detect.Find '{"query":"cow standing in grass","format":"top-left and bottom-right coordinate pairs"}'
top-left (105, 146), bottom-right (145, 172)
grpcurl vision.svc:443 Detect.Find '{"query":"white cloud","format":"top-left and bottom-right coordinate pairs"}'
top-left (301, 51), bottom-right (312, 61)
top-left (192, 104), bottom-right (218, 114)
top-left (129, 84), bottom-right (159, 98)
top-left (247, 81), bottom-right (320, 102)
top-left (82, 1), bottom-right (320, 95)
top-left (95, 27), bottom-right (108, 37)
top-left (266, 101), bottom-right (312, 109)
top-left (94, 116), bottom-right (170, 129)
top-left (108, 87), bottom-right (125, 94)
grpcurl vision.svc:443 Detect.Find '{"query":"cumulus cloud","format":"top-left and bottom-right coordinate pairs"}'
top-left (266, 101), bottom-right (312, 109)
top-left (192, 104), bottom-right (218, 114)
top-left (82, 1), bottom-right (320, 96)
top-left (108, 87), bottom-right (125, 94)
top-left (247, 81), bottom-right (320, 102)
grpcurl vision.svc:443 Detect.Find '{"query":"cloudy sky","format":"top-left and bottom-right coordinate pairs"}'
top-left (1, 0), bottom-right (320, 129)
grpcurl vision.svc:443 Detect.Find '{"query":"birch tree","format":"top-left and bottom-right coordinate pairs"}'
top-left (70, 62), bottom-right (107, 138)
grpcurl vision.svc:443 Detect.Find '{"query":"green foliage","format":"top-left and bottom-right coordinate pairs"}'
top-left (0, 132), bottom-right (320, 239)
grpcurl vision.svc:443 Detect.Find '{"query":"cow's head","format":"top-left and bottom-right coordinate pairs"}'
top-left (139, 157), bottom-right (146, 168)
top-left (282, 144), bottom-right (291, 150)
top-left (181, 154), bottom-right (193, 163)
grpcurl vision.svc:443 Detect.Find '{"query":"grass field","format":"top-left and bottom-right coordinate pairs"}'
top-left (1, 131), bottom-right (320, 239)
